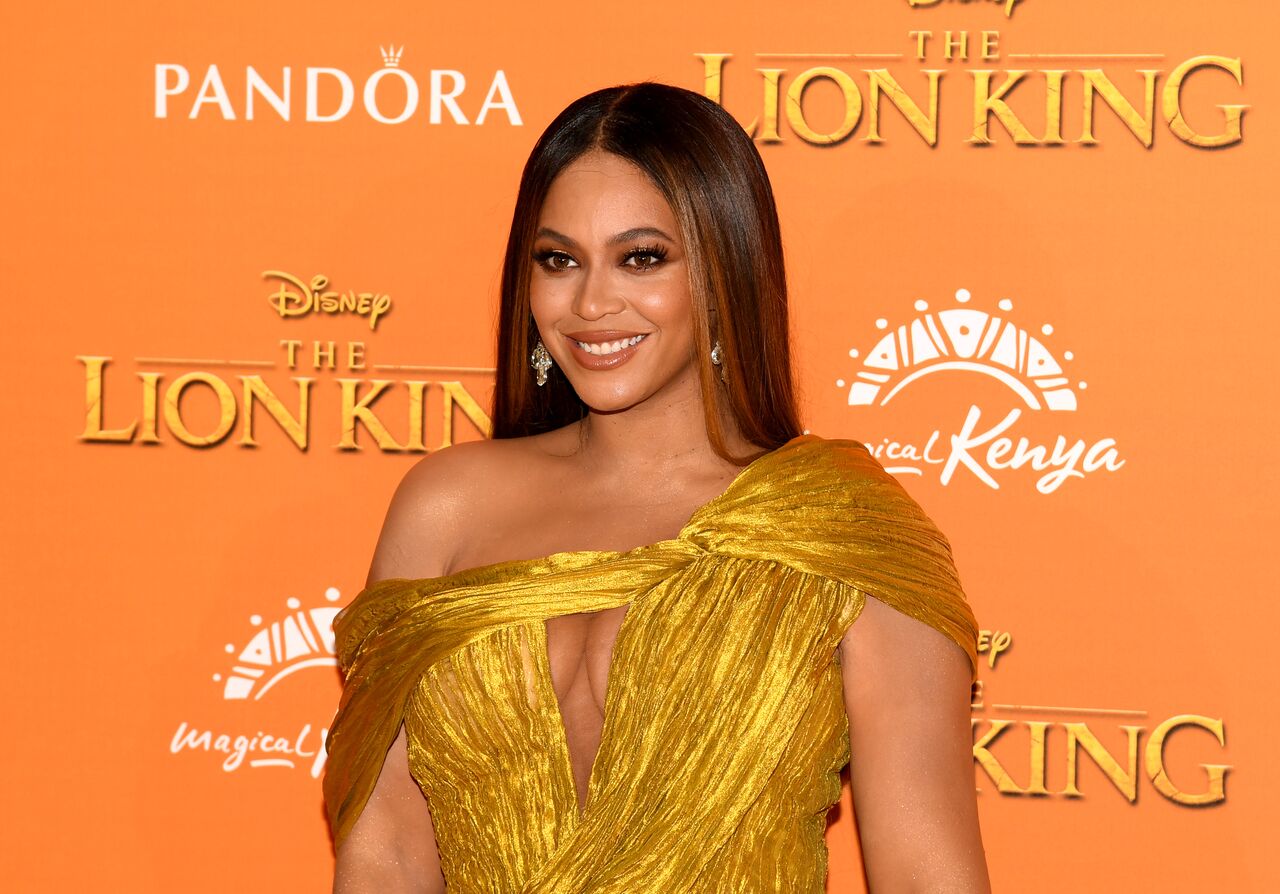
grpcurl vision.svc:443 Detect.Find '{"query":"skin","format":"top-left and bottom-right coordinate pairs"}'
top-left (332, 149), bottom-right (991, 892)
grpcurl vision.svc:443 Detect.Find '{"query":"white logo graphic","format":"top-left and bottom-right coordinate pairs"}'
top-left (380, 44), bottom-right (404, 68)
top-left (155, 47), bottom-right (523, 125)
top-left (847, 289), bottom-right (1079, 412)
top-left (216, 589), bottom-right (341, 700)
top-left (169, 587), bottom-right (343, 776)
top-left (839, 288), bottom-right (1123, 493)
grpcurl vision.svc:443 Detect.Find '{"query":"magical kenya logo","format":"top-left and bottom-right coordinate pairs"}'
top-left (840, 288), bottom-right (1123, 493)
top-left (169, 587), bottom-right (343, 777)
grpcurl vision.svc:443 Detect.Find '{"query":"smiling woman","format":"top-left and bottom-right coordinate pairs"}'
top-left (527, 154), bottom-right (699, 388)
top-left (489, 81), bottom-right (801, 455)
top-left (324, 81), bottom-right (990, 894)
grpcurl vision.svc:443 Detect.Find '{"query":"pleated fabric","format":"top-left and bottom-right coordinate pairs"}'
top-left (323, 434), bottom-right (980, 892)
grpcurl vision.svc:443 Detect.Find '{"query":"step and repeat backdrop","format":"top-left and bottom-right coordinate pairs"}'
top-left (4, 0), bottom-right (1276, 890)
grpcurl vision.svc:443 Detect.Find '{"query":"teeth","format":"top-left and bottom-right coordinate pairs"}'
top-left (574, 333), bottom-right (646, 355)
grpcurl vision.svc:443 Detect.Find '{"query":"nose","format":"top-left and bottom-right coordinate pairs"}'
top-left (570, 259), bottom-right (627, 320)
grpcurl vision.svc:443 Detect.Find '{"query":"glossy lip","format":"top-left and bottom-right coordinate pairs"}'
top-left (563, 329), bottom-right (648, 341)
top-left (562, 331), bottom-right (649, 371)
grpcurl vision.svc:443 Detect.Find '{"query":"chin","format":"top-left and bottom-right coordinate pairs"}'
top-left (576, 391), bottom-right (648, 414)
top-left (569, 379), bottom-right (658, 413)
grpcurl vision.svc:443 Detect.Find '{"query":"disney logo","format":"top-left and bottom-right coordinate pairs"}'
top-left (908, 0), bottom-right (1026, 18)
top-left (263, 270), bottom-right (392, 331)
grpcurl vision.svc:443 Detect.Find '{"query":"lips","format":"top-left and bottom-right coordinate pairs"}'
top-left (563, 330), bottom-right (648, 341)
top-left (561, 331), bottom-right (649, 371)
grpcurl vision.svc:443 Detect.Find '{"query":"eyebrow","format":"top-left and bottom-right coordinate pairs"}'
top-left (535, 226), bottom-right (675, 248)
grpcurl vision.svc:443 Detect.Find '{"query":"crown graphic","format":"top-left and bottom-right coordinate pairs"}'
top-left (380, 44), bottom-right (405, 67)
top-left (214, 587), bottom-right (344, 700)
top-left (844, 288), bottom-right (1083, 411)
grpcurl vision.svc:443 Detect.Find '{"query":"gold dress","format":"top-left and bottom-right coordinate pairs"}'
top-left (324, 434), bottom-right (979, 892)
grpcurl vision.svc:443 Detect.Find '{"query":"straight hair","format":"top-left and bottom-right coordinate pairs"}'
top-left (490, 81), bottom-right (803, 463)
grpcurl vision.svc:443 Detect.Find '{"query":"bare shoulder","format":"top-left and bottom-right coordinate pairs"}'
top-left (365, 431), bottom-right (573, 585)
top-left (365, 438), bottom-right (502, 585)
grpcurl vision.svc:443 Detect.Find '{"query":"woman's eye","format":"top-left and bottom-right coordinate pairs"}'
top-left (624, 249), bottom-right (667, 270)
top-left (535, 247), bottom-right (666, 272)
top-left (535, 250), bottom-right (576, 271)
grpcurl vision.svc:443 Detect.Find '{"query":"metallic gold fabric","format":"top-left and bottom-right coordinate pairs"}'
top-left (324, 434), bottom-right (979, 891)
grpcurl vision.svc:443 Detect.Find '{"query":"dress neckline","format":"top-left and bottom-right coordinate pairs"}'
top-left (395, 432), bottom-right (820, 590)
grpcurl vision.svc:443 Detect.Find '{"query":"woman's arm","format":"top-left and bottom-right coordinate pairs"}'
top-left (332, 724), bottom-right (444, 893)
top-left (840, 593), bottom-right (992, 893)
top-left (333, 449), bottom-right (477, 893)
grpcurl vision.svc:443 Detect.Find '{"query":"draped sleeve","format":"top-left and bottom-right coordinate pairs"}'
top-left (687, 437), bottom-right (981, 681)
top-left (322, 577), bottom-right (428, 851)
top-left (824, 441), bottom-right (980, 678)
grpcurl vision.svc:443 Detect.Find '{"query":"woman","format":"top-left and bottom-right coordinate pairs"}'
top-left (325, 82), bottom-right (990, 893)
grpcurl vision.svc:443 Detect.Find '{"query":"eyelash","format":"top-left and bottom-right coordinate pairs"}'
top-left (532, 244), bottom-right (669, 272)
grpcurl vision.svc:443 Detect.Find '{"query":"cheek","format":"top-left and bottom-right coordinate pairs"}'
top-left (633, 277), bottom-right (695, 334)
top-left (528, 275), bottom-right (569, 317)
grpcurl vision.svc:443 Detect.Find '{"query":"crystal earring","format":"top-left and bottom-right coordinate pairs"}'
top-left (530, 338), bottom-right (554, 386)
top-left (710, 338), bottom-right (726, 382)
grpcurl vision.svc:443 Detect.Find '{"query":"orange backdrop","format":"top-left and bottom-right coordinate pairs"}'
top-left (3, 0), bottom-right (1277, 890)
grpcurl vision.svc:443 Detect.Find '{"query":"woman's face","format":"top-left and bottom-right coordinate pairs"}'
top-left (529, 149), bottom-right (699, 413)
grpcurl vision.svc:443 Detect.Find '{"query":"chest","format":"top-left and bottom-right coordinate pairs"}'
top-left (543, 605), bottom-right (628, 714)
top-left (540, 605), bottom-right (628, 807)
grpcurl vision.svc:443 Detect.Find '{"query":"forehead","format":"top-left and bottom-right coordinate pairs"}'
top-left (538, 151), bottom-right (678, 235)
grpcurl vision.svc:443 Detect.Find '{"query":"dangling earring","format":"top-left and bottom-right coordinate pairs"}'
top-left (530, 338), bottom-right (554, 386)
top-left (710, 338), bottom-right (726, 382)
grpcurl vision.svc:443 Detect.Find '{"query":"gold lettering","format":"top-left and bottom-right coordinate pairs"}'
top-left (138, 372), bottom-right (162, 443)
top-left (1146, 714), bottom-right (1229, 805)
top-left (756, 69), bottom-right (784, 142)
top-left (910, 30), bottom-right (932, 60)
top-left (1063, 722), bottom-right (1142, 801)
top-left (981, 31), bottom-right (1000, 61)
top-left (406, 381), bottom-right (429, 452)
top-left (347, 341), bottom-right (366, 371)
top-left (239, 376), bottom-right (313, 449)
top-left (972, 719), bottom-right (1027, 793)
top-left (785, 67), bottom-right (862, 145)
top-left (1163, 55), bottom-right (1247, 147)
top-left (78, 356), bottom-right (136, 442)
top-left (865, 69), bottom-right (943, 145)
top-left (439, 381), bottom-right (492, 447)
top-left (967, 70), bottom-right (1037, 144)
top-left (698, 52), bottom-right (732, 105)
top-left (907, 0), bottom-right (1023, 17)
top-left (1080, 69), bottom-right (1160, 147)
top-left (337, 378), bottom-right (407, 451)
top-left (696, 54), bottom-right (777, 139)
top-left (79, 356), bottom-right (493, 453)
top-left (164, 372), bottom-right (237, 447)
top-left (263, 271), bottom-right (392, 330)
top-left (313, 340), bottom-right (337, 370)
top-left (1042, 70), bottom-right (1068, 144)
top-left (1026, 720), bottom-right (1051, 795)
top-left (280, 338), bottom-right (302, 369)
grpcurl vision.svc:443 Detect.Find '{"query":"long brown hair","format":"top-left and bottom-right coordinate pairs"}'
top-left (490, 81), bottom-right (803, 463)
